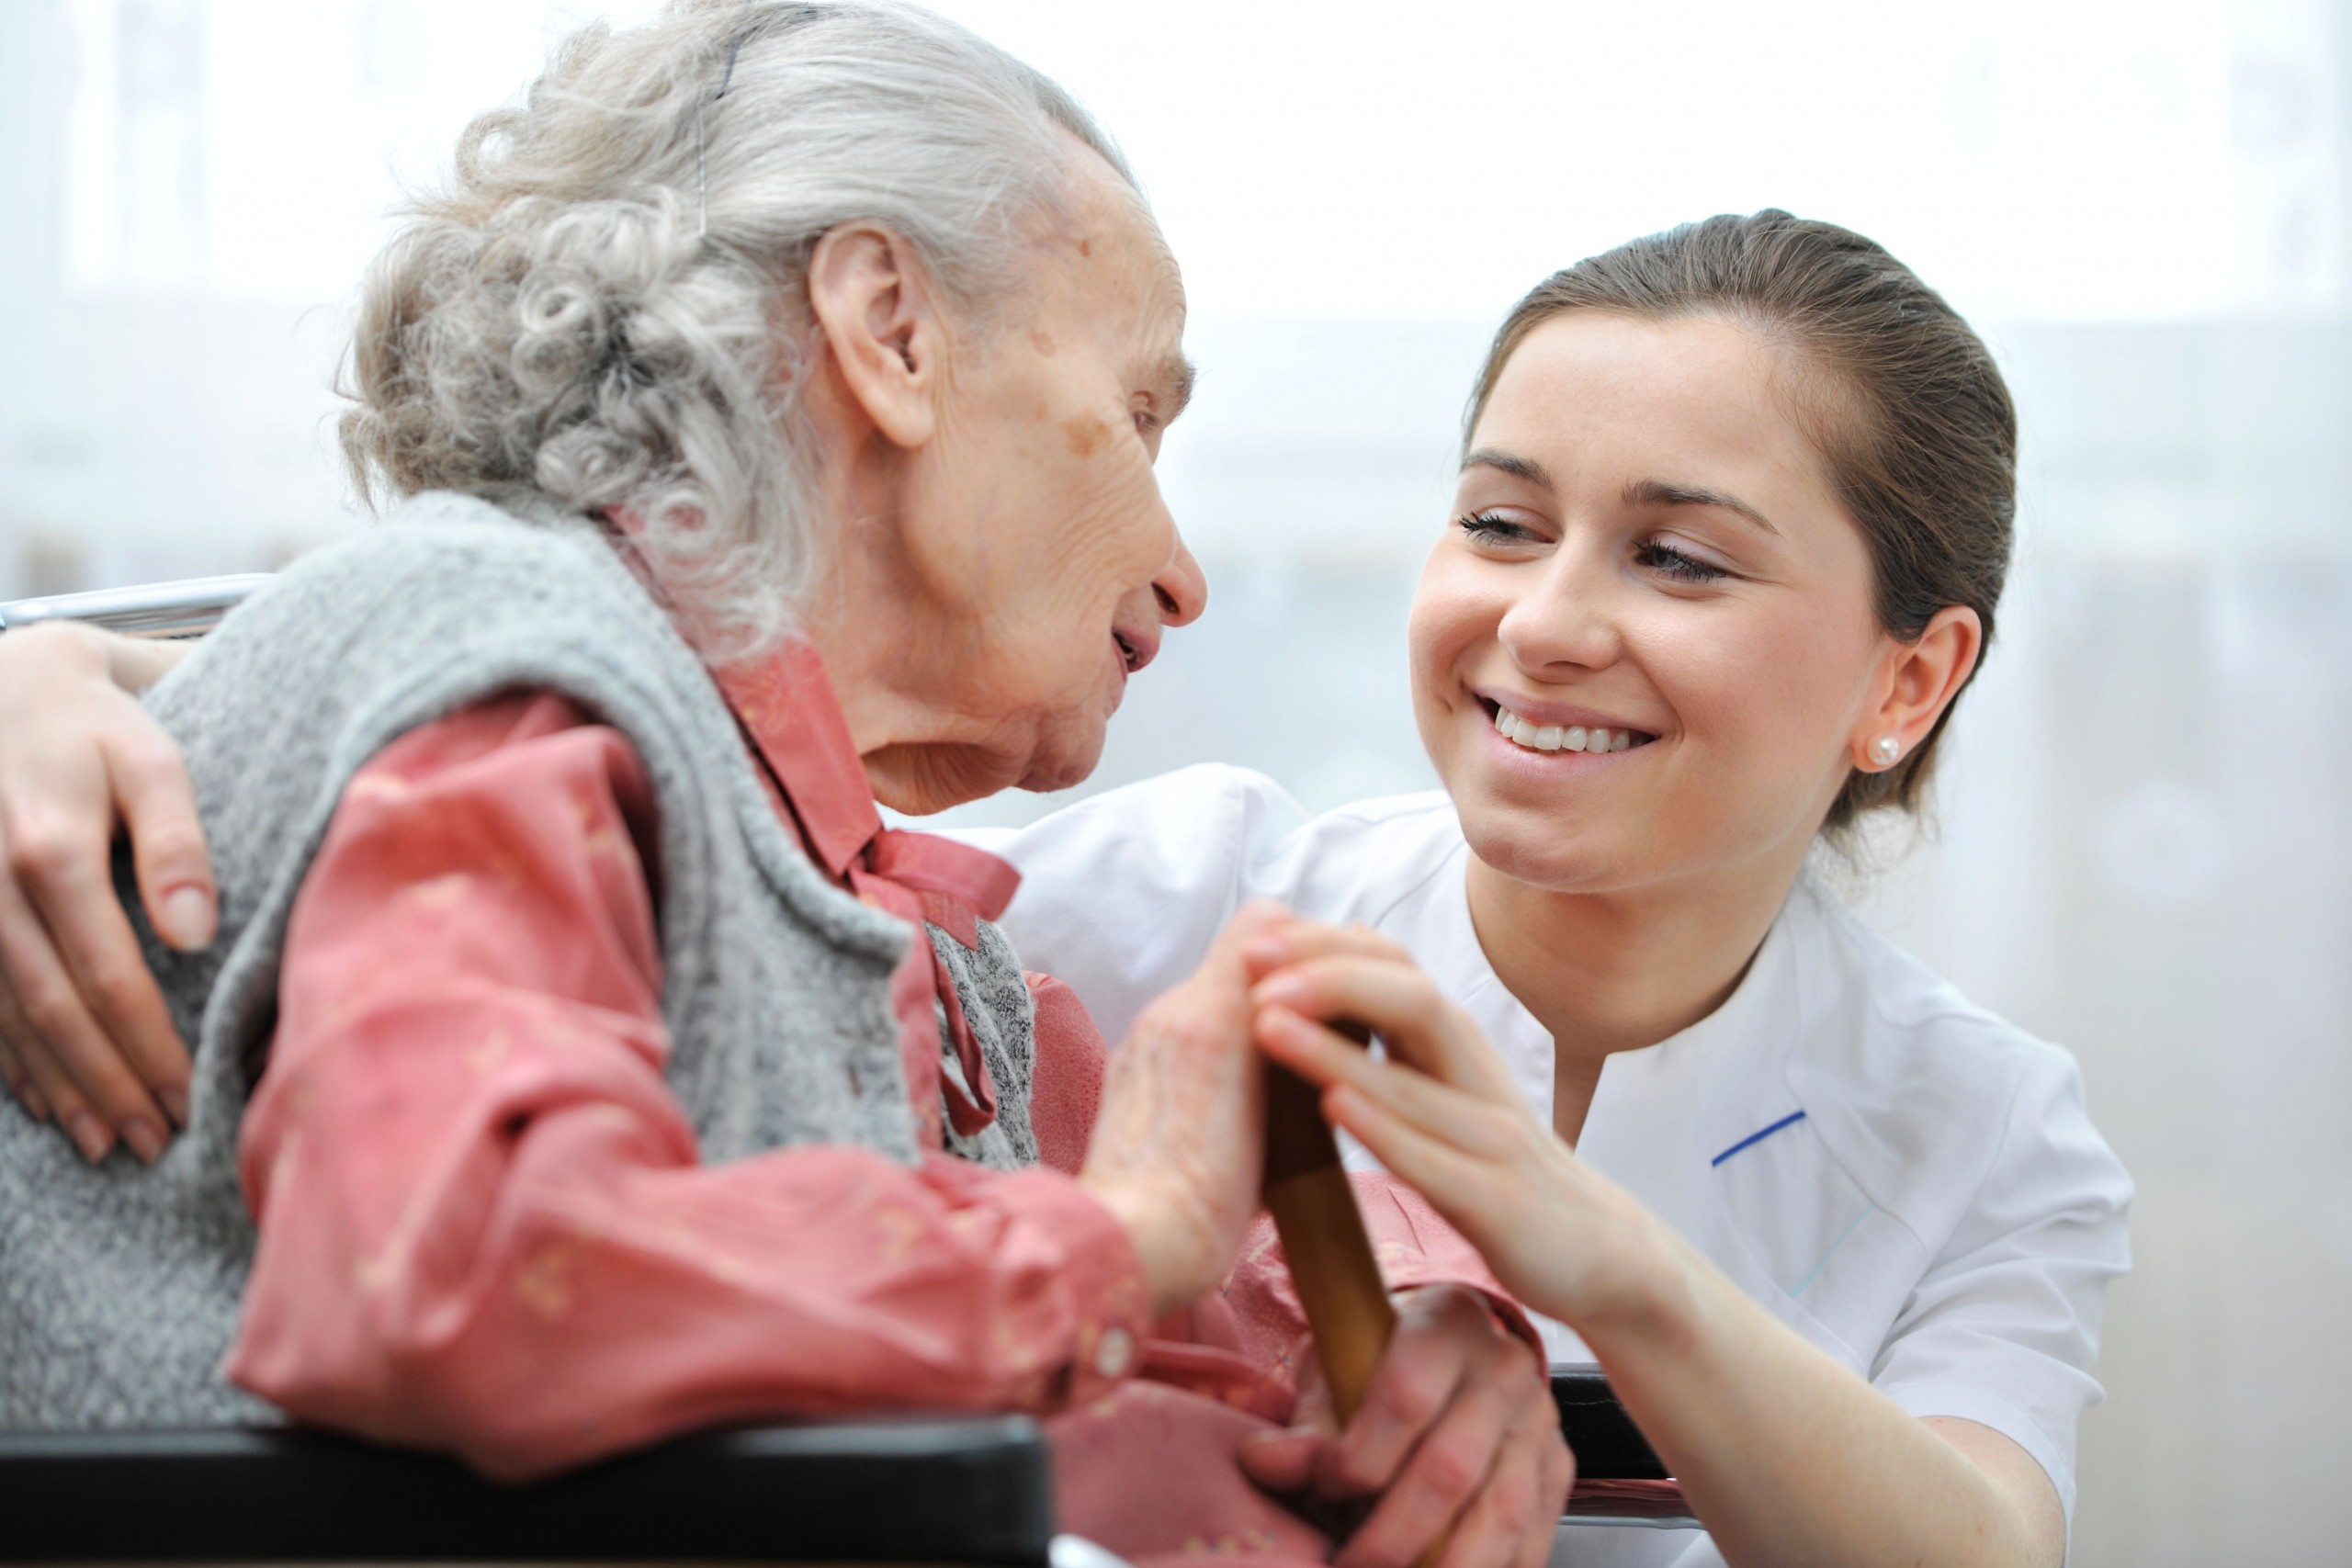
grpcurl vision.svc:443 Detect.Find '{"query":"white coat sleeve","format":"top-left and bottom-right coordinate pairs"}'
top-left (1870, 1048), bottom-right (2133, 1524)
top-left (939, 764), bottom-right (1312, 1049)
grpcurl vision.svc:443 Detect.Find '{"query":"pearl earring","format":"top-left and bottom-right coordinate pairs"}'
top-left (1871, 735), bottom-right (1902, 767)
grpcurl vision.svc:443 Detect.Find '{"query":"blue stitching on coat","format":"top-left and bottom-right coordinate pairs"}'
top-left (1709, 1108), bottom-right (1807, 1168)
top-left (1792, 1203), bottom-right (1879, 1297)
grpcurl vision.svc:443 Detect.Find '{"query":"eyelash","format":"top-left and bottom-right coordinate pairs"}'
top-left (1634, 540), bottom-right (1729, 583)
top-left (1457, 510), bottom-right (1532, 543)
top-left (1458, 512), bottom-right (1732, 583)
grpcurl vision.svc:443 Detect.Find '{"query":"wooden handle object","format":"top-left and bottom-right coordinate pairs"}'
top-left (1261, 1034), bottom-right (1396, 1425)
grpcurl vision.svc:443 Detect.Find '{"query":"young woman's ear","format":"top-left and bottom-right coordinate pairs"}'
top-left (1850, 604), bottom-right (1982, 773)
top-left (806, 221), bottom-right (945, 449)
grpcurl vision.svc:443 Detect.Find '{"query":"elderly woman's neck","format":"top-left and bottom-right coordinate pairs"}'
top-left (797, 591), bottom-right (1034, 817)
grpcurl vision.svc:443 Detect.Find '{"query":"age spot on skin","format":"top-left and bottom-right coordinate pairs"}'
top-left (1031, 327), bottom-right (1058, 355)
top-left (1064, 412), bottom-right (1111, 457)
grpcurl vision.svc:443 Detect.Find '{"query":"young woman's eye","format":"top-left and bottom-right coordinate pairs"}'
top-left (1458, 509), bottom-right (1539, 545)
top-left (1635, 539), bottom-right (1730, 582)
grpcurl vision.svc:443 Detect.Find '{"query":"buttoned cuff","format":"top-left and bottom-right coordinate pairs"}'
top-left (996, 1168), bottom-right (1155, 1408)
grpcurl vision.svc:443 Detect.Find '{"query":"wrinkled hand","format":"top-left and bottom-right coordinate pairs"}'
top-left (0, 624), bottom-right (211, 1163)
top-left (1239, 1282), bottom-right (1569, 1568)
top-left (1248, 919), bottom-right (1675, 1347)
top-left (1077, 900), bottom-right (1286, 1317)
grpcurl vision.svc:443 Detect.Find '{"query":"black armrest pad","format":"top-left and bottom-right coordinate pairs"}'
top-left (1552, 1367), bottom-right (1668, 1480)
top-left (0, 1417), bottom-right (1054, 1563)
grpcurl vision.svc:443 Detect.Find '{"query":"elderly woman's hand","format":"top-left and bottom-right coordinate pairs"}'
top-left (1076, 900), bottom-right (1287, 1317)
top-left (0, 624), bottom-right (208, 1163)
top-left (1240, 1281), bottom-right (1567, 1568)
top-left (1235, 916), bottom-right (1577, 1568)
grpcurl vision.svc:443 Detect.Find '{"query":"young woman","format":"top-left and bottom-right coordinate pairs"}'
top-left (0, 211), bottom-right (2127, 1567)
top-left (946, 212), bottom-right (2130, 1568)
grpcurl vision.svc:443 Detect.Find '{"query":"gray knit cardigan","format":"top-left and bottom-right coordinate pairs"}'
top-left (0, 491), bottom-right (1038, 1427)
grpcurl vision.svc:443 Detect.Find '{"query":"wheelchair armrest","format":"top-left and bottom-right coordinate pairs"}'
top-left (1552, 1368), bottom-right (1698, 1529)
top-left (1551, 1365), bottom-right (1667, 1480)
top-left (0, 575), bottom-right (273, 641)
top-left (0, 1416), bottom-right (1055, 1563)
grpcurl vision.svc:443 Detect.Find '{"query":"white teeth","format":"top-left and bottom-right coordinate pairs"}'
top-left (1494, 705), bottom-right (1645, 755)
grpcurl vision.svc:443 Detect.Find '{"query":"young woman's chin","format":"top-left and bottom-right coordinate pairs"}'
top-left (1446, 770), bottom-right (1664, 897)
top-left (1424, 708), bottom-right (1659, 894)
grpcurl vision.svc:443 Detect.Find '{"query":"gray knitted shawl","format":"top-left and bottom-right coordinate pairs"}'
top-left (0, 491), bottom-right (1038, 1427)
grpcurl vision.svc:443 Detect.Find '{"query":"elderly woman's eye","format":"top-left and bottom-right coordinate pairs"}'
top-left (1132, 407), bottom-right (1160, 434)
top-left (1635, 540), bottom-right (1730, 582)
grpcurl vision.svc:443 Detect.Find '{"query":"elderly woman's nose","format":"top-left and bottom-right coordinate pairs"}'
top-left (1154, 535), bottom-right (1208, 628)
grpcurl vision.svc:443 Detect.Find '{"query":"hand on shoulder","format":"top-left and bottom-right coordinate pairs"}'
top-left (0, 623), bottom-right (207, 1161)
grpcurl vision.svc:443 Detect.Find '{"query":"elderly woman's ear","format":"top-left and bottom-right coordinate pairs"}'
top-left (806, 222), bottom-right (946, 449)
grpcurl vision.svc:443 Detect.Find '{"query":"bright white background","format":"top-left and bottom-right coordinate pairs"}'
top-left (2, 4), bottom-right (2348, 1562)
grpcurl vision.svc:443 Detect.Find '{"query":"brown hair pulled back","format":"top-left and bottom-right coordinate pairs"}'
top-left (1467, 210), bottom-right (2016, 834)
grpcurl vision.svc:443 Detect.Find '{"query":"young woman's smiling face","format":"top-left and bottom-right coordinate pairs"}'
top-left (1409, 310), bottom-right (1901, 897)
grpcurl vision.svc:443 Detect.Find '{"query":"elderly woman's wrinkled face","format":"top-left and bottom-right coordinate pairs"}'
top-left (881, 153), bottom-right (1204, 807)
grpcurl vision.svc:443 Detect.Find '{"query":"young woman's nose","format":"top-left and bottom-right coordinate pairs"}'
top-left (1497, 548), bottom-right (1622, 674)
top-left (1153, 532), bottom-right (1208, 628)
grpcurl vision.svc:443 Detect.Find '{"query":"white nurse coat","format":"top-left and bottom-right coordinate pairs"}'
top-left (956, 764), bottom-right (2132, 1564)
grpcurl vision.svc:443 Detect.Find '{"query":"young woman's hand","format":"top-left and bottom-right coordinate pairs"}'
top-left (1078, 900), bottom-right (1283, 1318)
top-left (1248, 919), bottom-right (2067, 1568)
top-left (1244, 919), bottom-right (1679, 1340)
top-left (0, 625), bottom-right (208, 1163)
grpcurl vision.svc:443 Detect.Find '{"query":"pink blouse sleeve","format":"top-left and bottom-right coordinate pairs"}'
top-left (227, 693), bottom-right (1150, 1481)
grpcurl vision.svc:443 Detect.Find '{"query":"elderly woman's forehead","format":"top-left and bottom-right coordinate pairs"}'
top-left (1025, 204), bottom-right (1181, 350)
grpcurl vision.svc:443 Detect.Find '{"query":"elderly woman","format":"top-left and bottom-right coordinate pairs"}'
top-left (0, 6), bottom-right (1564, 1565)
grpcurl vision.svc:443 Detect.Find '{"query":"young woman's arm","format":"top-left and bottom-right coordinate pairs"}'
top-left (1246, 919), bottom-right (2069, 1568)
top-left (0, 624), bottom-right (205, 1156)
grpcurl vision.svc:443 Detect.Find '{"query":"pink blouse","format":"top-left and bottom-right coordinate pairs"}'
top-left (224, 641), bottom-right (1526, 1487)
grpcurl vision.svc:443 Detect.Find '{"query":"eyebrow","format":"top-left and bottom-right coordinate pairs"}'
top-left (1462, 447), bottom-right (1553, 487)
top-left (1622, 478), bottom-right (1780, 536)
top-left (1463, 449), bottom-right (1781, 538)
top-left (1155, 352), bottom-right (1197, 423)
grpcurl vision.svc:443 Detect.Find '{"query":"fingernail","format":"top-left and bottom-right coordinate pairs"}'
top-left (22, 1082), bottom-right (52, 1122)
top-left (64, 1111), bottom-right (113, 1164)
top-left (159, 1085), bottom-right (190, 1127)
top-left (159, 886), bottom-right (217, 951)
top-left (121, 1116), bottom-right (165, 1166)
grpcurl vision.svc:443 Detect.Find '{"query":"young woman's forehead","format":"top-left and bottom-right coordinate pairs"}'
top-left (1472, 314), bottom-right (1832, 502)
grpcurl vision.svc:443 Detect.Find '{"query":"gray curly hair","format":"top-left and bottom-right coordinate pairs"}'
top-left (338, 0), bottom-right (1135, 654)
